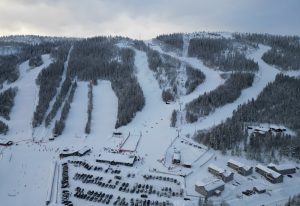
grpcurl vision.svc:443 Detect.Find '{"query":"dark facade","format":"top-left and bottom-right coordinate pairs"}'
top-left (255, 164), bottom-right (283, 184)
top-left (267, 164), bottom-right (296, 175)
top-left (208, 165), bottom-right (234, 183)
top-left (227, 160), bottom-right (253, 176)
top-left (195, 180), bottom-right (225, 198)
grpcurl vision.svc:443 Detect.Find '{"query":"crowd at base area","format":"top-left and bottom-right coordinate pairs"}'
top-left (74, 186), bottom-right (174, 206)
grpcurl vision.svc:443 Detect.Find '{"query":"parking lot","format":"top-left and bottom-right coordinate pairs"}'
top-left (57, 157), bottom-right (187, 206)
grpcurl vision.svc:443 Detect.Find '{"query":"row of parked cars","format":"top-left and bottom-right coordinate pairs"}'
top-left (61, 190), bottom-right (73, 206)
top-left (74, 172), bottom-right (119, 189)
top-left (61, 163), bottom-right (69, 188)
top-left (143, 174), bottom-right (180, 186)
top-left (69, 160), bottom-right (122, 174)
top-left (74, 186), bottom-right (113, 204)
top-left (113, 196), bottom-right (174, 206)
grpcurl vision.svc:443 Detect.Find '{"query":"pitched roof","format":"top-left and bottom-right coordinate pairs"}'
top-left (228, 159), bottom-right (252, 171)
top-left (196, 179), bottom-right (224, 191)
top-left (256, 164), bottom-right (282, 178)
top-left (268, 163), bottom-right (295, 171)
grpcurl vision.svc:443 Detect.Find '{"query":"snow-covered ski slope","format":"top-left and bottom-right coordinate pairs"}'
top-left (119, 49), bottom-right (177, 169)
top-left (1, 33), bottom-right (300, 206)
top-left (7, 54), bottom-right (53, 141)
top-left (148, 40), bottom-right (299, 135)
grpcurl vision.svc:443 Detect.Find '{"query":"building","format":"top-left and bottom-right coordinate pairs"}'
top-left (96, 152), bottom-right (136, 167)
top-left (255, 164), bottom-right (283, 184)
top-left (253, 186), bottom-right (266, 194)
top-left (60, 147), bottom-right (91, 158)
top-left (172, 152), bottom-right (181, 164)
top-left (208, 164), bottom-right (234, 183)
top-left (267, 163), bottom-right (296, 175)
top-left (195, 179), bottom-right (225, 197)
top-left (227, 159), bottom-right (253, 176)
top-left (182, 161), bottom-right (192, 168)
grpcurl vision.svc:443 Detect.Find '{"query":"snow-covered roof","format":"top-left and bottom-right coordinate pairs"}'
top-left (98, 152), bottom-right (135, 164)
top-left (253, 185), bottom-right (266, 191)
top-left (222, 170), bottom-right (233, 178)
top-left (256, 164), bottom-right (282, 178)
top-left (228, 159), bottom-right (243, 167)
top-left (78, 146), bottom-right (91, 155)
top-left (268, 163), bottom-right (295, 171)
top-left (173, 152), bottom-right (181, 160)
top-left (228, 159), bottom-right (252, 171)
top-left (196, 179), bottom-right (224, 192)
top-left (208, 164), bottom-right (225, 174)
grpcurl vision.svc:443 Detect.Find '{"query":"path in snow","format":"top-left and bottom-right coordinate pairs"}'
top-left (175, 34), bottom-right (189, 96)
top-left (6, 54), bottom-right (52, 141)
top-left (120, 49), bottom-right (177, 169)
top-left (62, 81), bottom-right (88, 141)
top-left (180, 45), bottom-right (280, 134)
top-left (151, 43), bottom-right (295, 136)
top-left (149, 40), bottom-right (224, 105)
top-left (87, 80), bottom-right (118, 146)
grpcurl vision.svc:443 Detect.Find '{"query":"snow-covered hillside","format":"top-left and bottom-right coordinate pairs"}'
top-left (1, 33), bottom-right (300, 206)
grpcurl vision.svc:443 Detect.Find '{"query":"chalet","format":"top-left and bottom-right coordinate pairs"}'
top-left (255, 164), bottom-right (283, 184)
top-left (267, 163), bottom-right (296, 175)
top-left (195, 179), bottom-right (225, 197)
top-left (96, 152), bottom-right (136, 167)
top-left (172, 152), bottom-right (181, 164)
top-left (208, 164), bottom-right (234, 183)
top-left (227, 159), bottom-right (253, 176)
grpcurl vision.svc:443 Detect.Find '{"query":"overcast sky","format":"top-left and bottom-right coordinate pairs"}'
top-left (0, 0), bottom-right (299, 39)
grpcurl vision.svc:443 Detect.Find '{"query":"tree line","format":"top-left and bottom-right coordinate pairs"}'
top-left (185, 66), bottom-right (205, 94)
top-left (186, 72), bottom-right (255, 123)
top-left (234, 33), bottom-right (300, 70)
top-left (45, 77), bottom-right (72, 127)
top-left (194, 74), bottom-right (300, 161)
top-left (0, 41), bottom-right (68, 85)
top-left (0, 87), bottom-right (18, 120)
top-left (0, 120), bottom-right (8, 134)
top-left (32, 44), bottom-right (71, 128)
top-left (188, 37), bottom-right (259, 72)
top-left (85, 81), bottom-right (93, 134)
top-left (67, 37), bottom-right (145, 128)
top-left (285, 193), bottom-right (300, 206)
top-left (53, 81), bottom-right (77, 136)
top-left (146, 47), bottom-right (182, 101)
top-left (156, 33), bottom-right (184, 51)
top-left (29, 55), bottom-right (43, 67)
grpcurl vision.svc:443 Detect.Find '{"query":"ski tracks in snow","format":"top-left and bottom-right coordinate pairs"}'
top-left (148, 41), bottom-right (300, 136)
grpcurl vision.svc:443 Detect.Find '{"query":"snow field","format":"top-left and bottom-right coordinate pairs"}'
top-left (7, 54), bottom-right (53, 141)
top-left (1, 36), bottom-right (300, 206)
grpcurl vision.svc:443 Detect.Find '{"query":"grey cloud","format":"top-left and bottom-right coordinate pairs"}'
top-left (0, 0), bottom-right (299, 39)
